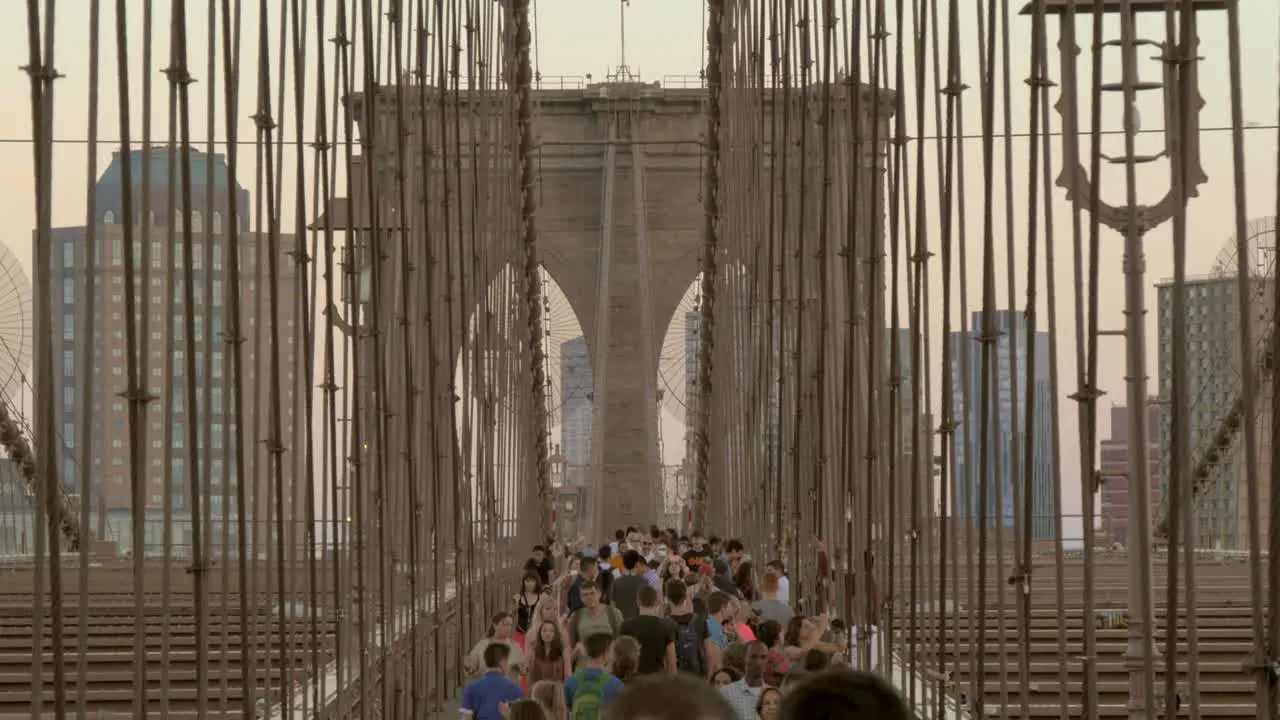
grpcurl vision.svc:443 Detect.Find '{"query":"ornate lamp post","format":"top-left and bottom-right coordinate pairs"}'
top-left (1029, 1), bottom-right (1216, 718)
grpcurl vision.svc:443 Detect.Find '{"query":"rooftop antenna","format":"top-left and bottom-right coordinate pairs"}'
top-left (617, 0), bottom-right (632, 80)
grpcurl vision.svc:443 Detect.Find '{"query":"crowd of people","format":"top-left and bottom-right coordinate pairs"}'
top-left (457, 526), bottom-right (905, 720)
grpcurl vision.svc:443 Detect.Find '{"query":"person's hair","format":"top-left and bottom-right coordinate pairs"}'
top-left (709, 535), bottom-right (722, 545)
top-left (611, 635), bottom-right (640, 681)
top-left (531, 620), bottom-right (564, 661)
top-left (637, 584), bottom-right (659, 609)
top-left (504, 699), bottom-right (549, 720)
top-left (482, 641), bottom-right (510, 669)
top-left (706, 591), bottom-right (732, 615)
top-left (778, 669), bottom-right (911, 720)
top-left (691, 530), bottom-right (704, 540)
top-left (767, 559), bottom-right (786, 574)
top-left (650, 527), bottom-right (662, 539)
top-left (721, 642), bottom-right (747, 676)
top-left (579, 579), bottom-right (599, 594)
top-left (802, 648), bottom-right (831, 672)
top-left (733, 562), bottom-right (756, 602)
top-left (683, 573), bottom-right (700, 588)
top-left (725, 539), bottom-right (745, 553)
top-left (779, 668), bottom-right (807, 693)
top-left (626, 526), bottom-right (638, 535)
top-left (712, 558), bottom-right (731, 576)
top-left (522, 569), bottom-right (544, 593)
top-left (533, 544), bottom-right (546, 554)
top-left (757, 619), bottom-right (783, 649)
top-left (784, 616), bottom-right (805, 647)
top-left (603, 673), bottom-right (737, 720)
top-left (664, 578), bottom-right (688, 606)
top-left (647, 558), bottom-right (660, 570)
top-left (761, 568), bottom-right (781, 593)
top-left (712, 667), bottom-right (741, 684)
top-left (583, 632), bottom-right (612, 660)
top-left (622, 550), bottom-right (642, 571)
top-left (756, 687), bottom-right (783, 717)
top-left (616, 529), bottom-right (626, 541)
top-left (487, 611), bottom-right (513, 638)
top-left (599, 545), bottom-right (613, 560)
top-left (531, 680), bottom-right (568, 720)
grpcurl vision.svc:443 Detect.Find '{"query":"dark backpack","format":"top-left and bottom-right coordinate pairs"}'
top-left (570, 670), bottom-right (613, 720)
top-left (672, 614), bottom-right (706, 676)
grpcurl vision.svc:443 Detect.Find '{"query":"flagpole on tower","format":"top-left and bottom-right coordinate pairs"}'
top-left (619, 0), bottom-right (630, 79)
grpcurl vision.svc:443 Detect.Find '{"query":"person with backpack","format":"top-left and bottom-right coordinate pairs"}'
top-left (566, 580), bottom-right (623, 652)
top-left (564, 633), bottom-right (624, 719)
top-left (664, 577), bottom-right (718, 678)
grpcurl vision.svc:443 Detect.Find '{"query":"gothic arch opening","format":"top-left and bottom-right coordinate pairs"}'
top-left (454, 264), bottom-right (586, 539)
top-left (656, 263), bottom-right (753, 523)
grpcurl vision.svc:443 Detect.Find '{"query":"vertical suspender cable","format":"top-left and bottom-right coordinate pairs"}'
top-left (75, 1), bottom-right (103, 716)
top-left (694, 0), bottom-right (724, 534)
top-left (513, 0), bottom-right (552, 543)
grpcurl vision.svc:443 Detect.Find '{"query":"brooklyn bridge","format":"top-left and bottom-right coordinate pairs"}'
top-left (4, 0), bottom-right (1280, 717)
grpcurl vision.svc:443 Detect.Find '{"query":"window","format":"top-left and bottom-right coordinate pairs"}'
top-left (212, 212), bottom-right (223, 234)
top-left (192, 211), bottom-right (203, 233)
top-left (62, 350), bottom-right (73, 375)
top-left (63, 317), bottom-right (74, 340)
top-left (62, 244), bottom-right (74, 268)
top-left (62, 278), bottom-right (74, 304)
top-left (112, 240), bottom-right (122, 266)
top-left (103, 210), bottom-right (116, 224)
top-left (63, 423), bottom-right (74, 444)
top-left (213, 245), bottom-right (222, 269)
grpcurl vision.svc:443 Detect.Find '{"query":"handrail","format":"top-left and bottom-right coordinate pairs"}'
top-left (264, 564), bottom-right (518, 720)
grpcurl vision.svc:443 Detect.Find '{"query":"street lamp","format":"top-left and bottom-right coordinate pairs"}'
top-left (1027, 1), bottom-right (1219, 719)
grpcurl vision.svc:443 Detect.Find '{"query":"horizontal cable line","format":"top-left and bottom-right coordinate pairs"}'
top-left (4, 123), bottom-right (1278, 148)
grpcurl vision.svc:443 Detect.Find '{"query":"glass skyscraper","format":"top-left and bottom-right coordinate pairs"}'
top-left (948, 310), bottom-right (1056, 540)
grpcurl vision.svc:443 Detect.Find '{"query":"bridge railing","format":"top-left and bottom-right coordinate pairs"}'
top-left (263, 563), bottom-right (521, 720)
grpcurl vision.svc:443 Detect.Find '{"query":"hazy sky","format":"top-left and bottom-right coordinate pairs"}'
top-left (2, 1), bottom-right (1279, 537)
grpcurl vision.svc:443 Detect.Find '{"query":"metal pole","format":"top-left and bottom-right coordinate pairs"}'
top-left (1117, 5), bottom-right (1158, 718)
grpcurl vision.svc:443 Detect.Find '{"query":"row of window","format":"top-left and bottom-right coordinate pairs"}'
top-left (63, 236), bottom-right (265, 272)
top-left (102, 209), bottom-right (226, 234)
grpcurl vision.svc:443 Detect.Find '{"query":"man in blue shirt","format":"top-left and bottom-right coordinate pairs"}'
top-left (459, 643), bottom-right (522, 720)
top-left (564, 633), bottom-right (625, 713)
top-left (705, 591), bottom-right (733, 649)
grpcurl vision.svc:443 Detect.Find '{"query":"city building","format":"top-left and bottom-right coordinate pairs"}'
top-left (560, 336), bottom-right (592, 488)
top-left (948, 310), bottom-right (1056, 540)
top-left (1099, 402), bottom-right (1164, 547)
top-left (683, 310), bottom-right (782, 467)
top-left (1155, 273), bottom-right (1273, 550)
top-left (38, 147), bottom-right (300, 557)
top-left (891, 328), bottom-right (936, 522)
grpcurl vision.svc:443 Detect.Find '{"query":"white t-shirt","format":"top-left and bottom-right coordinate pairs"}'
top-left (777, 574), bottom-right (791, 604)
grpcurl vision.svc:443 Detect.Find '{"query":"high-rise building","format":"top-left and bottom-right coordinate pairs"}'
top-left (683, 310), bottom-right (782, 465)
top-left (684, 312), bottom-right (700, 461)
top-left (38, 148), bottom-right (300, 557)
top-left (890, 328), bottom-right (935, 521)
top-left (1099, 402), bottom-right (1163, 547)
top-left (560, 336), bottom-right (592, 488)
top-left (1155, 273), bottom-right (1272, 550)
top-left (948, 310), bottom-right (1056, 540)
